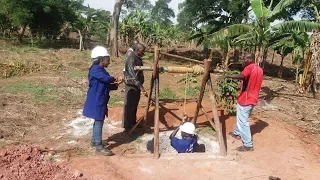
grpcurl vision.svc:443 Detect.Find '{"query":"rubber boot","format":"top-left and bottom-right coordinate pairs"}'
top-left (95, 145), bottom-right (113, 156)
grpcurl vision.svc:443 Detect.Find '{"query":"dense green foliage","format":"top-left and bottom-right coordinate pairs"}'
top-left (216, 70), bottom-right (240, 115)
top-left (1, 0), bottom-right (320, 112)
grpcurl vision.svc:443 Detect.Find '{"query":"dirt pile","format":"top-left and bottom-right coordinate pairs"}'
top-left (0, 145), bottom-right (86, 180)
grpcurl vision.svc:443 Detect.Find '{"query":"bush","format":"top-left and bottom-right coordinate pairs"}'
top-left (215, 70), bottom-right (240, 115)
top-left (160, 88), bottom-right (177, 99)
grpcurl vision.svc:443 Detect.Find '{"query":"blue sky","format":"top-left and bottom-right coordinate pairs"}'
top-left (84, 0), bottom-right (183, 23)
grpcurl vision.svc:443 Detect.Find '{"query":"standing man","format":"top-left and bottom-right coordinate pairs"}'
top-left (126, 40), bottom-right (139, 57)
top-left (218, 52), bottom-right (263, 152)
top-left (123, 43), bottom-right (147, 131)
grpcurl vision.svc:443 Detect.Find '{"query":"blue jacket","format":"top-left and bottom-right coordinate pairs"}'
top-left (170, 135), bottom-right (199, 153)
top-left (83, 65), bottom-right (117, 121)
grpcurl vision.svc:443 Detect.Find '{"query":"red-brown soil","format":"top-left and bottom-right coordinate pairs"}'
top-left (0, 145), bottom-right (86, 180)
top-left (1, 47), bottom-right (320, 180)
top-left (65, 102), bottom-right (320, 180)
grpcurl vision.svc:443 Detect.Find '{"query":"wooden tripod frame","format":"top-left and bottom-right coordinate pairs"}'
top-left (134, 46), bottom-right (227, 159)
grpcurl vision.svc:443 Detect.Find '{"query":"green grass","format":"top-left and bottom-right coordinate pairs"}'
top-left (196, 127), bottom-right (217, 137)
top-left (108, 95), bottom-right (123, 106)
top-left (134, 136), bottom-right (142, 143)
top-left (177, 74), bottom-right (198, 84)
top-left (160, 87), bottom-right (177, 99)
top-left (81, 50), bottom-right (91, 57)
top-left (6, 45), bottom-right (41, 54)
top-left (142, 52), bottom-right (154, 60)
top-left (184, 86), bottom-right (200, 97)
top-left (68, 71), bottom-right (88, 78)
top-left (1, 82), bottom-right (62, 104)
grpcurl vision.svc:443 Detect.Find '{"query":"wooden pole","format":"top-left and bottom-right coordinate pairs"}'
top-left (142, 47), bottom-right (160, 131)
top-left (154, 70), bottom-right (160, 159)
top-left (134, 66), bottom-right (224, 74)
top-left (207, 75), bottom-right (227, 156)
top-left (158, 98), bottom-right (198, 103)
top-left (160, 52), bottom-right (204, 64)
top-left (142, 76), bottom-right (154, 131)
top-left (192, 59), bottom-right (211, 124)
top-left (128, 115), bottom-right (144, 134)
top-left (200, 106), bottom-right (216, 132)
top-left (153, 46), bottom-right (160, 159)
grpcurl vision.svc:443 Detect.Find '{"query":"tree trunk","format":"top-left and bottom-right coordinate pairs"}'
top-left (234, 48), bottom-right (240, 62)
top-left (291, 51), bottom-right (295, 66)
top-left (223, 42), bottom-right (231, 69)
top-left (109, 0), bottom-right (124, 57)
top-left (223, 49), bottom-right (229, 70)
top-left (278, 56), bottom-right (285, 78)
top-left (255, 45), bottom-right (262, 64)
top-left (78, 30), bottom-right (83, 51)
top-left (271, 50), bottom-right (275, 64)
top-left (296, 65), bottom-right (300, 84)
top-left (18, 24), bottom-right (27, 43)
top-left (309, 30), bottom-right (320, 93)
top-left (262, 47), bottom-right (268, 69)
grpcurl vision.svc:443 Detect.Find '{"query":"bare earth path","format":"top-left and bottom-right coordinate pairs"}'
top-left (67, 104), bottom-right (320, 180)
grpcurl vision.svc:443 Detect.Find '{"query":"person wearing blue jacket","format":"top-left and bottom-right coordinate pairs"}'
top-left (170, 122), bottom-right (199, 153)
top-left (83, 46), bottom-right (123, 156)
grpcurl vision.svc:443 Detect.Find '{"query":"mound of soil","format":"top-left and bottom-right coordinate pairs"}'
top-left (0, 145), bottom-right (86, 180)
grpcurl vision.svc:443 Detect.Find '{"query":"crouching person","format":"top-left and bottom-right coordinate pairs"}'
top-left (83, 46), bottom-right (123, 156)
top-left (170, 122), bottom-right (199, 153)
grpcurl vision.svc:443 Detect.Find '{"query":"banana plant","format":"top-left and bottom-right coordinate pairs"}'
top-left (237, 0), bottom-right (319, 64)
top-left (269, 30), bottom-right (310, 79)
top-left (197, 0), bottom-right (320, 69)
top-left (72, 6), bottom-right (99, 50)
top-left (270, 35), bottom-right (295, 78)
top-left (191, 24), bottom-right (252, 69)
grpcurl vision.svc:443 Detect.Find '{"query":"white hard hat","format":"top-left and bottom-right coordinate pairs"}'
top-left (179, 122), bottom-right (195, 135)
top-left (91, 46), bottom-right (110, 59)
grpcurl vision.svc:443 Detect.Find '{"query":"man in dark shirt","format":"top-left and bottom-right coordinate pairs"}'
top-left (122, 43), bottom-right (147, 131)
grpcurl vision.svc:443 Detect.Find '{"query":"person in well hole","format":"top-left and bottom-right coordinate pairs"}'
top-left (170, 122), bottom-right (199, 153)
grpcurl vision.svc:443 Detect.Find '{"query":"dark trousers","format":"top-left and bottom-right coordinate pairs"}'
top-left (123, 85), bottom-right (141, 129)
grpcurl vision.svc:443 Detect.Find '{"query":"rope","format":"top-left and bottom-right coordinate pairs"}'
top-left (167, 65), bottom-right (205, 74)
top-left (192, 65), bottom-right (205, 75)
top-left (182, 63), bottom-right (194, 122)
top-left (183, 71), bottom-right (188, 118)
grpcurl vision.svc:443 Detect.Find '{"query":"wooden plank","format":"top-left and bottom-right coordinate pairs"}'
top-left (192, 59), bottom-right (211, 124)
top-left (134, 66), bottom-right (224, 74)
top-left (207, 75), bottom-right (227, 156)
top-left (158, 98), bottom-right (198, 103)
top-left (200, 106), bottom-right (216, 132)
top-left (128, 115), bottom-right (144, 134)
top-left (160, 52), bottom-right (204, 64)
top-left (154, 72), bottom-right (160, 159)
top-left (153, 46), bottom-right (160, 159)
top-left (143, 76), bottom-right (154, 130)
